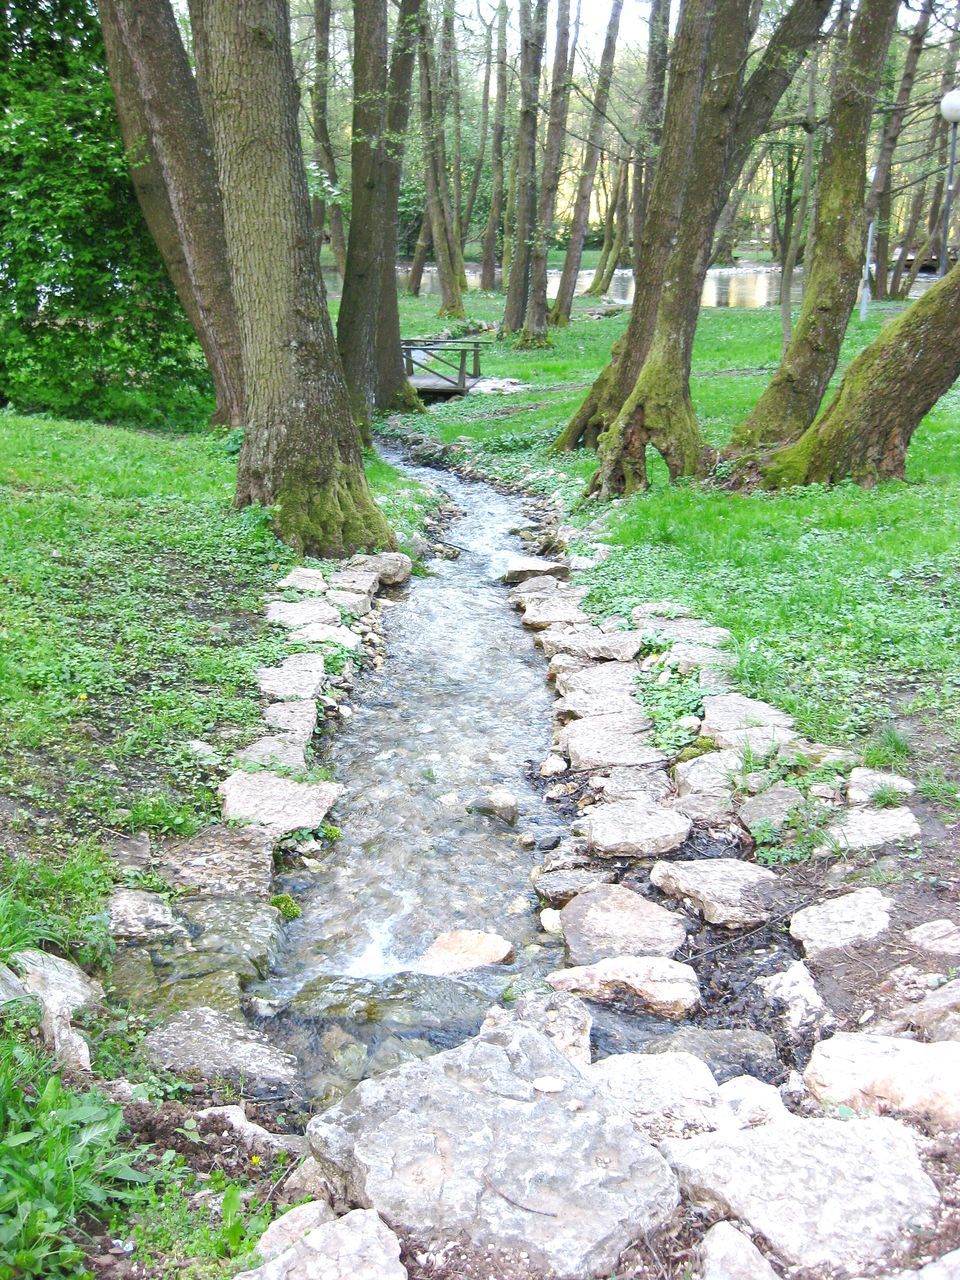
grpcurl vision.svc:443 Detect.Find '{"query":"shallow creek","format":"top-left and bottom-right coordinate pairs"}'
top-left (260, 459), bottom-right (574, 1098)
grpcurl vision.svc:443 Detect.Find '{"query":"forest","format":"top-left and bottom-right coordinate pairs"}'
top-left (1, 1), bottom-right (960, 1278)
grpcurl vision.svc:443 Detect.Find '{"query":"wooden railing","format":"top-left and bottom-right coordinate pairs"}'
top-left (400, 339), bottom-right (489, 391)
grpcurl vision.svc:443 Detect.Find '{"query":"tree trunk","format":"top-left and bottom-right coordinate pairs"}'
top-left (873, 178), bottom-right (892, 299)
top-left (418, 4), bottom-right (464, 317)
top-left (463, 15), bottom-right (493, 247)
top-left (480, 0), bottom-right (508, 290)
top-left (97, 0), bottom-right (244, 426)
top-left (520, 0), bottom-right (573, 345)
top-left (710, 143), bottom-right (768, 266)
top-left (780, 54), bottom-right (817, 350)
top-left (732, 0), bottom-right (899, 453)
top-left (759, 262), bottom-right (960, 487)
top-left (548, 0), bottom-right (624, 326)
top-left (594, 159), bottom-right (630, 293)
top-left (586, 158), bottom-right (622, 295)
top-left (313, 0), bottom-right (347, 277)
top-left (502, 0), bottom-right (548, 334)
top-left (632, 0), bottom-right (669, 272)
top-left (502, 143), bottom-right (519, 284)
top-left (407, 216), bottom-right (431, 295)
top-left (190, 0), bottom-right (391, 556)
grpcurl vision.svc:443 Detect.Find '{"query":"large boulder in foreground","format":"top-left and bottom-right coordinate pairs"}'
top-left (307, 1025), bottom-right (679, 1279)
top-left (662, 1116), bottom-right (938, 1272)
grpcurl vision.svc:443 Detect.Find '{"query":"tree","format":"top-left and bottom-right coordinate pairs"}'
top-left (97, 0), bottom-right (244, 425)
top-left (480, 0), bottom-right (509, 291)
top-left (312, 0), bottom-right (348, 277)
top-left (189, 0), bottom-right (391, 555)
top-left (418, 2), bottom-right (465, 316)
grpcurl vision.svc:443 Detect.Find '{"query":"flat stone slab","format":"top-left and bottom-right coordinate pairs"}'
top-left (307, 1025), bottom-right (679, 1279)
top-left (267, 598), bottom-right (341, 629)
top-left (287, 622), bottom-right (363, 650)
top-left (589, 1051), bottom-right (730, 1141)
top-left (235, 735), bottom-right (306, 773)
top-left (220, 771), bottom-right (340, 835)
top-left (238, 1209), bottom-right (405, 1280)
top-left (873, 1250), bottom-right (960, 1280)
top-left (819, 806), bottom-right (921, 853)
top-left (247, 1199), bottom-right (336, 1263)
top-left (739, 782), bottom-right (803, 832)
top-left (157, 825), bottom-right (276, 897)
top-left (887, 977), bottom-right (960, 1042)
top-left (109, 889), bottom-right (186, 943)
top-left (263, 700), bottom-right (318, 744)
top-left (276, 567), bottom-right (328, 593)
top-left (650, 858), bottom-right (778, 928)
top-left (700, 694), bottom-right (792, 738)
top-left (502, 555), bottom-right (569, 584)
top-left (905, 918), bottom-right (960, 956)
top-left (520, 596), bottom-right (590, 630)
top-left (847, 767), bottom-right (915, 805)
top-left (789, 888), bottom-right (893, 957)
top-left (532, 866), bottom-right (618, 906)
top-left (662, 1116), bottom-right (939, 1271)
top-left (144, 1007), bottom-right (299, 1093)
top-left (258, 654), bottom-right (327, 700)
top-left (545, 628), bottom-right (647, 663)
top-left (590, 766), bottom-right (673, 804)
top-left (675, 749), bottom-right (742, 798)
top-left (352, 551), bottom-right (413, 585)
top-left (326, 589), bottom-right (372, 615)
top-left (508, 575), bottom-right (561, 605)
top-left (547, 955), bottom-right (700, 1018)
top-left (699, 1222), bottom-right (780, 1280)
top-left (805, 1032), bottom-right (960, 1128)
top-left (632, 615), bottom-right (732, 648)
top-left (666, 642), bottom-right (736, 676)
top-left (418, 929), bottom-right (515, 976)
top-left (560, 884), bottom-right (688, 963)
top-left (179, 897), bottom-right (284, 980)
top-left (578, 798), bottom-right (691, 858)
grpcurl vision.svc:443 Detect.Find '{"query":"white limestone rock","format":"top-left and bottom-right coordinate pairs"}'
top-left (666, 643), bottom-right (736, 676)
top-left (560, 884), bottom-right (688, 963)
top-left (805, 1032), bottom-right (960, 1128)
top-left (699, 1222), bottom-right (780, 1280)
top-left (905, 918), bottom-right (960, 956)
top-left (220, 771), bottom-right (339, 835)
top-left (11, 948), bottom-right (103, 1016)
top-left (818, 806), bottom-right (921, 854)
top-left (196, 1105), bottom-right (305, 1157)
top-left (480, 990), bottom-right (592, 1066)
top-left (883, 977), bottom-right (960, 1042)
top-left (650, 859), bottom-right (778, 929)
top-left (717, 1074), bottom-right (790, 1127)
top-left (577, 798), bottom-right (691, 858)
top-left (418, 929), bottom-right (515, 976)
top-left (544, 628), bottom-right (647, 663)
top-left (286, 623), bottom-right (362, 650)
top-left (547, 955), bottom-right (700, 1018)
top-left (712, 725), bottom-right (799, 753)
top-left (789, 888), bottom-right (894, 957)
top-left (276, 567), bottom-right (328, 593)
top-left (237, 1209), bottom-right (406, 1280)
top-left (249, 1200), bottom-right (336, 1263)
top-left (502, 555), bottom-right (569, 584)
top-left (466, 786), bottom-right (519, 825)
top-left (325, 589), bottom-right (372, 615)
top-left (157, 825), bottom-right (275, 897)
top-left (144, 1008), bottom-right (299, 1093)
top-left (700, 694), bottom-right (793, 738)
top-left (353, 551), bottom-right (413, 585)
top-left (739, 783), bottom-right (804, 833)
top-left (588, 1051), bottom-right (730, 1140)
top-left (267, 598), bottom-right (341, 630)
top-left (109, 889), bottom-right (186, 943)
top-left (847, 767), bottom-right (916, 805)
top-left (520, 596), bottom-right (590, 630)
top-left (757, 961), bottom-right (834, 1034)
top-left (633, 615), bottom-right (732, 648)
top-left (662, 1116), bottom-right (939, 1272)
top-left (258, 654), bottom-right (327, 701)
top-left (236, 735), bottom-right (307, 773)
top-left (675, 749), bottom-right (743, 798)
top-left (263, 700), bottom-right (318, 744)
top-left (590, 766), bottom-right (673, 804)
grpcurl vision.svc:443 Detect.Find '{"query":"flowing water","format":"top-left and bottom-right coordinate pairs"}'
top-left (261, 459), bottom-right (575, 1097)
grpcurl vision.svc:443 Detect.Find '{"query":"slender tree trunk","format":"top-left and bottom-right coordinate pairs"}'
top-left (759, 262), bottom-right (960, 487)
top-left (502, 0), bottom-right (549, 333)
top-left (418, 5), bottom-right (464, 317)
top-left (873, 179), bottom-right (892, 298)
top-left (586, 158), bottom-right (622, 294)
top-left (521, 0), bottom-right (573, 345)
top-left (594, 159), bottom-right (630, 293)
top-left (548, 0), bottom-right (624, 326)
top-left (781, 54), bottom-right (817, 351)
top-left (480, 0), bottom-right (508, 290)
top-left (732, 0), bottom-right (899, 453)
top-left (97, 0), bottom-right (244, 425)
top-left (710, 143), bottom-right (768, 266)
top-left (407, 216), bottom-right (431, 295)
top-left (632, 0), bottom-right (669, 272)
top-left (502, 144), bottom-right (519, 283)
top-left (313, 0), bottom-right (347, 277)
top-left (190, 0), bottom-right (391, 555)
top-left (463, 15), bottom-right (493, 247)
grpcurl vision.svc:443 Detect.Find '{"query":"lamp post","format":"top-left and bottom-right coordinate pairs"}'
top-left (860, 165), bottom-right (878, 321)
top-left (939, 89), bottom-right (960, 277)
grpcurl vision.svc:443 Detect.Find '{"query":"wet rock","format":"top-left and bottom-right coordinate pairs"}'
top-left (650, 858), bottom-right (778, 928)
top-left (905, 918), bottom-right (960, 956)
top-left (365, 1036), bottom-right (434, 1077)
top-left (675, 749), bottom-right (742, 798)
top-left (251, 1199), bottom-right (336, 1262)
top-left (739, 783), bottom-right (803, 833)
top-left (643, 1027), bottom-right (782, 1085)
top-left (547, 628), bottom-right (647, 663)
top-left (11, 948), bottom-right (103, 1015)
top-left (466, 787), bottom-right (518, 825)
top-left (818, 806), bottom-right (921, 853)
top-left (178, 897), bottom-right (284, 981)
top-left (560, 715), bottom-right (666, 772)
top-left (481, 991), bottom-right (593, 1065)
top-left (540, 907), bottom-right (562, 933)
top-left (577, 798), bottom-right (691, 858)
top-left (555, 659), bottom-right (639, 701)
top-left (237, 1209), bottom-right (406, 1280)
top-left (157, 825), bottom-right (276, 898)
top-left (150, 968), bottom-right (243, 1018)
top-left (236, 735), bottom-right (307, 773)
top-left (717, 1074), bottom-right (790, 1127)
top-left (847, 767), bottom-right (915, 805)
top-left (354, 551), bottom-right (413, 586)
top-left (105, 831), bottom-right (152, 871)
top-left (109, 889), bottom-right (186, 943)
top-left (662, 1116), bottom-right (938, 1271)
top-left (590, 766), bottom-right (673, 803)
top-left (418, 929), bottom-right (515, 976)
top-left (539, 753), bottom-right (568, 777)
top-left (258, 654), bottom-right (327, 701)
top-left (196, 1104), bottom-right (305, 1157)
top-left (698, 1222), bottom-right (780, 1280)
top-left (307, 1024), bottom-right (679, 1278)
top-left (700, 694), bottom-right (793, 739)
top-left (633, 615), bottom-right (732, 648)
top-left (287, 622), bottom-right (362, 650)
top-left (789, 888), bottom-right (893, 957)
top-left (289, 972), bottom-right (490, 1038)
top-left (589, 1051), bottom-right (730, 1140)
top-left (531, 865), bottom-right (617, 907)
top-left (757, 961), bottom-right (834, 1035)
top-left (219, 772), bottom-right (340, 836)
top-left (883, 977), bottom-right (960, 1041)
top-left (547, 955), bottom-right (700, 1018)
top-left (144, 1008), bottom-right (299, 1093)
top-left (520, 597), bottom-right (590, 630)
top-left (276, 567), bottom-right (328, 593)
top-left (508, 575), bottom-right (561, 605)
top-left (502, 555), bottom-right (569, 584)
top-left (263, 700), bottom-right (318, 744)
top-left (560, 884), bottom-right (688, 963)
top-left (805, 1032), bottom-right (960, 1127)
top-left (267, 598), bottom-right (341, 630)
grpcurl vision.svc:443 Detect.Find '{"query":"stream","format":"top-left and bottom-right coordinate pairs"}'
top-left (259, 459), bottom-right (576, 1101)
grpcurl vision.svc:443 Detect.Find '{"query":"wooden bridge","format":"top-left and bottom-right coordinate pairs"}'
top-left (401, 338), bottom-right (489, 396)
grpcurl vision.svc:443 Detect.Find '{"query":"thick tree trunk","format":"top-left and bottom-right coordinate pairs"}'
top-left (780, 55), bottom-right (816, 350)
top-left (502, 0), bottom-right (548, 334)
top-left (732, 0), bottom-right (899, 453)
top-left (548, 0), bottom-right (624, 326)
top-left (480, 0), bottom-right (508, 291)
top-left (520, 0), bottom-right (573, 345)
top-left (418, 6), bottom-right (465, 317)
top-left (313, 0), bottom-right (347, 277)
top-left (97, 0), bottom-right (244, 426)
top-left (191, 0), bottom-right (391, 556)
top-left (759, 263), bottom-right (960, 487)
